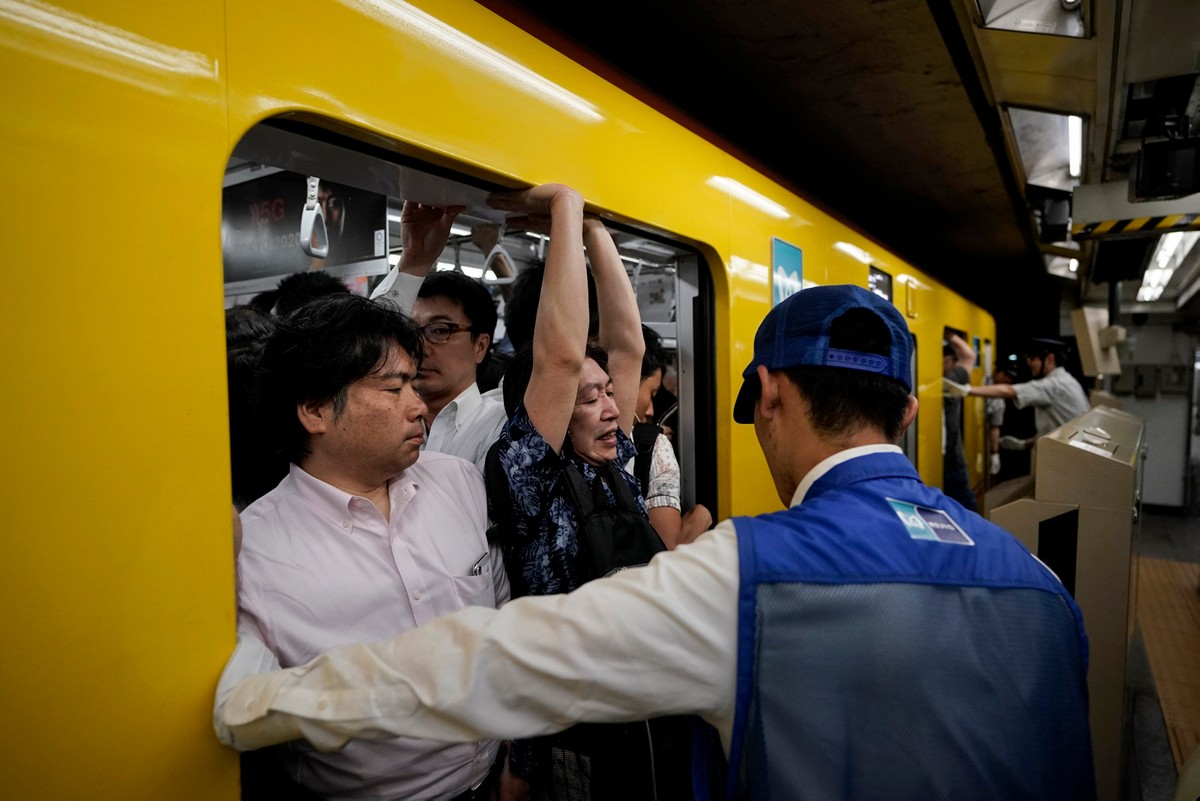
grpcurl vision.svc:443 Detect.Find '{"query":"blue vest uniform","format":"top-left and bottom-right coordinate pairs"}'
top-left (713, 452), bottom-right (1095, 801)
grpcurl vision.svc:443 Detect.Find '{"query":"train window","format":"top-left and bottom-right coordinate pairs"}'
top-left (222, 120), bottom-right (715, 512)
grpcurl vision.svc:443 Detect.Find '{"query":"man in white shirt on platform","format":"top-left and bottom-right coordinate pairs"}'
top-left (944, 337), bottom-right (1089, 449)
top-left (232, 293), bottom-right (514, 801)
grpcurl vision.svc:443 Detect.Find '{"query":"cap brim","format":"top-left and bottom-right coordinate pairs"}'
top-left (733, 373), bottom-right (760, 424)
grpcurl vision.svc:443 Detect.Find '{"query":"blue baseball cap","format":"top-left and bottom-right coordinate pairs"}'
top-left (733, 285), bottom-right (913, 424)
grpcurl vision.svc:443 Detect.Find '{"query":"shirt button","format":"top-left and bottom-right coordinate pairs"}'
top-left (341, 520), bottom-right (350, 529)
top-left (413, 591), bottom-right (422, 601)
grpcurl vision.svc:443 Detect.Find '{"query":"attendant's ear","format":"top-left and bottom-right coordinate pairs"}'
top-left (756, 365), bottom-right (782, 420)
top-left (899, 395), bottom-right (919, 435)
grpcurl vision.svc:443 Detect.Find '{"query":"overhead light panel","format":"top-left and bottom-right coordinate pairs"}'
top-left (1135, 231), bottom-right (1200, 302)
top-left (1068, 115), bottom-right (1083, 178)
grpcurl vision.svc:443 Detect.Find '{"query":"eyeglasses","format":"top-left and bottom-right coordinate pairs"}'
top-left (419, 321), bottom-right (473, 344)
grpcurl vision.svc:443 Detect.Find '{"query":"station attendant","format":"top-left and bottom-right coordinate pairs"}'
top-left (944, 336), bottom-right (1089, 448)
top-left (217, 285), bottom-right (1096, 801)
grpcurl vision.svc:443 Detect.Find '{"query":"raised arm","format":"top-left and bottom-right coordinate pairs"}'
top-left (490, 185), bottom-right (588, 452)
top-left (370, 201), bottom-right (464, 311)
top-left (584, 218), bottom-right (644, 436)
top-left (947, 333), bottom-right (976, 370)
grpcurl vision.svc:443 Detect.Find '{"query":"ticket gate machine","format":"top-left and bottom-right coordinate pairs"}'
top-left (991, 406), bottom-right (1145, 801)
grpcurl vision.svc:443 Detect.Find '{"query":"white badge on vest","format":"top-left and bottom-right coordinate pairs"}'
top-left (886, 498), bottom-right (974, 545)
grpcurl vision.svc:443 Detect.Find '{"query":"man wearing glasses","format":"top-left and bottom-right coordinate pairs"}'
top-left (372, 202), bottom-right (506, 470)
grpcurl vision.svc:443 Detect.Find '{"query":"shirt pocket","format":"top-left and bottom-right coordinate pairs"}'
top-left (449, 572), bottom-right (495, 609)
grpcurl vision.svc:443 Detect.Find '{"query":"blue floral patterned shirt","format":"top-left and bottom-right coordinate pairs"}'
top-left (490, 404), bottom-right (647, 598)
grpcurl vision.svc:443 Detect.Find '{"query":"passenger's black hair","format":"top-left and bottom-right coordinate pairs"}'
top-left (225, 306), bottom-right (287, 508)
top-left (641, 325), bottom-right (667, 380)
top-left (273, 271), bottom-right (351, 317)
top-left (502, 343), bottom-right (610, 419)
top-left (781, 308), bottom-right (910, 442)
top-left (258, 294), bottom-right (424, 464)
top-left (417, 270), bottom-right (498, 341)
top-left (503, 265), bottom-right (599, 350)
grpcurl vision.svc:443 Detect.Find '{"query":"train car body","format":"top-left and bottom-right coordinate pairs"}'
top-left (0, 1), bottom-right (993, 796)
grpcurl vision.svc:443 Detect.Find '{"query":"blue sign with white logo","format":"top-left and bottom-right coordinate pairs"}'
top-left (886, 498), bottom-right (974, 545)
top-left (772, 238), bottom-right (803, 306)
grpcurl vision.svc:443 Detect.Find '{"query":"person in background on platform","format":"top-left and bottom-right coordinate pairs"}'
top-left (224, 293), bottom-right (518, 801)
top-left (941, 331), bottom-right (978, 511)
top-left (631, 324), bottom-right (712, 548)
top-left (216, 284), bottom-right (1096, 801)
top-left (945, 337), bottom-right (1089, 447)
top-left (985, 362), bottom-right (1037, 481)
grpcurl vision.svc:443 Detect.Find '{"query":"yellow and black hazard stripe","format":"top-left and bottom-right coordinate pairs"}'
top-left (1073, 213), bottom-right (1200, 239)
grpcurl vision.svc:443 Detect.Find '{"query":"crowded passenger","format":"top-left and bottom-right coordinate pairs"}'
top-left (410, 270), bottom-right (506, 470)
top-left (632, 324), bottom-right (712, 548)
top-left (226, 293), bottom-right (517, 800)
top-left (250, 269), bottom-right (349, 317)
top-left (944, 336), bottom-right (1090, 445)
top-left (481, 184), bottom-right (691, 800)
top-left (225, 305), bottom-right (286, 509)
top-left (218, 283), bottom-right (1096, 801)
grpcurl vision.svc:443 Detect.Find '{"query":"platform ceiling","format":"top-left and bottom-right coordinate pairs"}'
top-left (487, 0), bottom-right (1200, 344)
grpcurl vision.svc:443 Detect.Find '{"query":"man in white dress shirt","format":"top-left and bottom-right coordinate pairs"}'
top-left (411, 270), bottom-right (507, 470)
top-left (371, 201), bottom-right (506, 470)
top-left (232, 293), bottom-right (515, 801)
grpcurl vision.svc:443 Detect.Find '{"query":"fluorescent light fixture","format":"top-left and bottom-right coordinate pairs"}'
top-left (460, 265), bottom-right (497, 280)
top-left (387, 216), bottom-right (471, 239)
top-left (1068, 116), bottom-right (1083, 178)
top-left (524, 232), bottom-right (548, 241)
top-left (706, 176), bottom-right (789, 220)
top-left (1069, 259), bottom-right (1078, 273)
top-left (834, 242), bottom-right (873, 264)
top-left (1137, 231), bottom-right (1200, 301)
top-left (352, 0), bottom-right (603, 123)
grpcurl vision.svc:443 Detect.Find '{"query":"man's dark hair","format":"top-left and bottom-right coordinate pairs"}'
top-left (504, 265), bottom-right (599, 350)
top-left (273, 271), bottom-right (351, 317)
top-left (258, 294), bottom-right (423, 464)
top-left (502, 343), bottom-right (610, 419)
top-left (641, 325), bottom-right (667, 380)
top-left (417, 270), bottom-right (498, 341)
top-left (782, 308), bottom-right (910, 442)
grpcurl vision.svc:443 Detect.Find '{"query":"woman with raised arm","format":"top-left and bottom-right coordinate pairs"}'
top-left (486, 185), bottom-right (688, 801)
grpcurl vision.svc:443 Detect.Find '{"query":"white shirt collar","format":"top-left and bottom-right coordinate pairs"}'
top-left (789, 444), bottom-right (904, 507)
top-left (440, 383), bottom-right (483, 432)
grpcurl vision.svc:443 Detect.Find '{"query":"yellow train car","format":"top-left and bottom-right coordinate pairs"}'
top-left (0, 1), bottom-right (994, 797)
